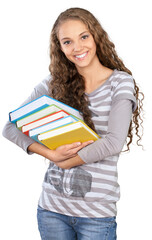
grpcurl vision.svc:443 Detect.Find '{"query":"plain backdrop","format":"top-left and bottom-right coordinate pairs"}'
top-left (0, 0), bottom-right (151, 239)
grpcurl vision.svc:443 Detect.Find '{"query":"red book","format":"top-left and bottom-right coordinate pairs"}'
top-left (21, 110), bottom-right (69, 136)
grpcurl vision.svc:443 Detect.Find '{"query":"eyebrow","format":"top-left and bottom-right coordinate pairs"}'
top-left (61, 31), bottom-right (89, 41)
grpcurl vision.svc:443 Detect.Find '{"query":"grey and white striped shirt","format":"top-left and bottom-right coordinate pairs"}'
top-left (3, 69), bottom-right (136, 218)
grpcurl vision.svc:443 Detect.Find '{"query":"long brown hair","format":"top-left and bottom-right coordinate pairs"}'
top-left (49, 7), bottom-right (144, 151)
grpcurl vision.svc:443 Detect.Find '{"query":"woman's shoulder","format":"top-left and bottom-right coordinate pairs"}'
top-left (110, 69), bottom-right (135, 92)
top-left (112, 69), bottom-right (133, 83)
top-left (108, 69), bottom-right (134, 91)
top-left (110, 69), bottom-right (136, 109)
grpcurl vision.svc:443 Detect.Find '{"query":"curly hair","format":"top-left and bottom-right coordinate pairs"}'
top-left (49, 7), bottom-right (144, 151)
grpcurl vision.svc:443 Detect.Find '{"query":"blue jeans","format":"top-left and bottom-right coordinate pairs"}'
top-left (37, 205), bottom-right (117, 240)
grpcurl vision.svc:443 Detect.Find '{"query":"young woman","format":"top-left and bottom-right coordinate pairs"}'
top-left (3, 7), bottom-right (144, 240)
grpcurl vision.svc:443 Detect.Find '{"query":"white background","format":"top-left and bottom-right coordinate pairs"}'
top-left (0, 0), bottom-right (151, 239)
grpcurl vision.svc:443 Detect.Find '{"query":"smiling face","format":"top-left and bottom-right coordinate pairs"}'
top-left (58, 20), bottom-right (98, 71)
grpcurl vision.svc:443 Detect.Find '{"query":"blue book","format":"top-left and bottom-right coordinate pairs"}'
top-left (29, 115), bottom-right (78, 144)
top-left (9, 95), bottom-right (83, 123)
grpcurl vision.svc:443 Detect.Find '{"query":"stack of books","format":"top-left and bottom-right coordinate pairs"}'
top-left (9, 95), bottom-right (100, 150)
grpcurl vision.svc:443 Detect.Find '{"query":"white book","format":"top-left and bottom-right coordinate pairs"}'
top-left (29, 115), bottom-right (78, 142)
top-left (22, 110), bottom-right (70, 135)
top-left (16, 104), bottom-right (61, 129)
top-left (9, 95), bottom-right (83, 123)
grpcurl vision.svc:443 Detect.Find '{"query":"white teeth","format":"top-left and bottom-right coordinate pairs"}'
top-left (75, 52), bottom-right (87, 58)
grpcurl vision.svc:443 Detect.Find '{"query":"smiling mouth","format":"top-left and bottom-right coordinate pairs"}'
top-left (74, 51), bottom-right (88, 60)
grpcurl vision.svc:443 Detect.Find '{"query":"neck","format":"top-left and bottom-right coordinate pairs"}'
top-left (76, 55), bottom-right (103, 82)
top-left (76, 56), bottom-right (113, 94)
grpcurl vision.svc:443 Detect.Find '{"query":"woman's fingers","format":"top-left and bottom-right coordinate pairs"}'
top-left (52, 140), bottom-right (94, 163)
top-left (64, 140), bottom-right (94, 155)
top-left (66, 140), bottom-right (94, 150)
top-left (66, 142), bottom-right (82, 149)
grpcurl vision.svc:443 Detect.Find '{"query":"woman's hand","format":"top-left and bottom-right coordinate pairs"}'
top-left (27, 140), bottom-right (94, 169)
top-left (50, 140), bottom-right (94, 163)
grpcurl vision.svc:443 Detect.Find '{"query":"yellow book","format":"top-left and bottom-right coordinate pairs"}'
top-left (38, 120), bottom-right (100, 150)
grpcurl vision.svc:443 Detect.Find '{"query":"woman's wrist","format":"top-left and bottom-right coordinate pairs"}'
top-left (27, 142), bottom-right (54, 161)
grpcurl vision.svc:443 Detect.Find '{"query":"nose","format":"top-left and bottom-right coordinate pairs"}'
top-left (73, 40), bottom-right (83, 52)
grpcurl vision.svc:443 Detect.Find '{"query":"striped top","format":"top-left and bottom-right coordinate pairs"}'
top-left (2, 69), bottom-right (136, 218)
top-left (38, 69), bottom-right (136, 218)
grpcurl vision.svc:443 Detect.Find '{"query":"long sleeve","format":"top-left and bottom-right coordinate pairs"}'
top-left (2, 77), bottom-right (50, 154)
top-left (77, 99), bottom-right (133, 163)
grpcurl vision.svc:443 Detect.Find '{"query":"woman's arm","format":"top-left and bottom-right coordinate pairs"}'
top-left (2, 77), bottom-right (50, 153)
top-left (27, 140), bottom-right (93, 164)
top-left (2, 76), bottom-right (93, 163)
top-left (2, 88), bottom-right (42, 153)
top-left (3, 78), bottom-right (133, 168)
top-left (55, 99), bottom-right (133, 169)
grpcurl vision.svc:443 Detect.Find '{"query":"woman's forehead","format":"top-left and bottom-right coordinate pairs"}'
top-left (58, 20), bottom-right (89, 39)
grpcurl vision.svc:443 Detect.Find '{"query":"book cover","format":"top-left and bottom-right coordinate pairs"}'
top-left (29, 115), bottom-right (78, 143)
top-left (22, 110), bottom-right (70, 136)
top-left (9, 95), bottom-right (83, 123)
top-left (38, 120), bottom-right (100, 150)
top-left (16, 104), bottom-right (61, 130)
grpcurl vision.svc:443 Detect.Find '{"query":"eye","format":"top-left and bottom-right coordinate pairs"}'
top-left (81, 34), bottom-right (89, 40)
top-left (63, 40), bottom-right (71, 45)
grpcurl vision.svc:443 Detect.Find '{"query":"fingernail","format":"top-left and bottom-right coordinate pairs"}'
top-left (77, 142), bottom-right (81, 146)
